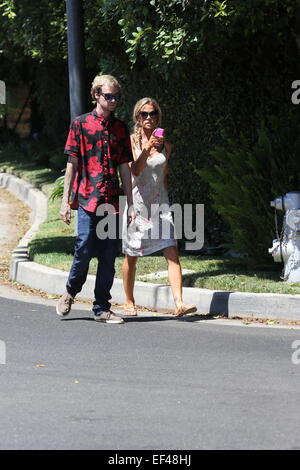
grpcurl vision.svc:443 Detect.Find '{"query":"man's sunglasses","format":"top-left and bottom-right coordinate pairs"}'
top-left (139, 110), bottom-right (159, 119)
top-left (101, 92), bottom-right (121, 102)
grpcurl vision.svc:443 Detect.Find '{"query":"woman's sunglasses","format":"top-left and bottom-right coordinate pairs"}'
top-left (139, 110), bottom-right (159, 119)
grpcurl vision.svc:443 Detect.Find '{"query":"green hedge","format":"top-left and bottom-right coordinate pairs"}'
top-left (197, 112), bottom-right (300, 262)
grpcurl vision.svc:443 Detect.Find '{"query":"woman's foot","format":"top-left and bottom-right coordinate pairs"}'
top-left (123, 304), bottom-right (138, 316)
top-left (174, 304), bottom-right (197, 317)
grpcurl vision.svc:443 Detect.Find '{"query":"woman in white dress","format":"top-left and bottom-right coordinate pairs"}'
top-left (122, 97), bottom-right (197, 317)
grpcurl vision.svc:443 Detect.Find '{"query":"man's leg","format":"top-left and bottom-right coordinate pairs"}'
top-left (66, 206), bottom-right (96, 298)
top-left (93, 236), bottom-right (124, 323)
top-left (56, 207), bottom-right (96, 316)
top-left (92, 235), bottom-right (119, 313)
top-left (92, 213), bottom-right (124, 323)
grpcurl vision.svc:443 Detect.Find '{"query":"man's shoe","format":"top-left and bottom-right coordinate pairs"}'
top-left (94, 310), bottom-right (124, 324)
top-left (56, 292), bottom-right (74, 316)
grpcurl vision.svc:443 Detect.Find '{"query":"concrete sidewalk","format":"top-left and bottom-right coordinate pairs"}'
top-left (1, 171), bottom-right (300, 322)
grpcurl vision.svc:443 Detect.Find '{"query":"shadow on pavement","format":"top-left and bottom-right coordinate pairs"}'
top-left (60, 313), bottom-right (223, 323)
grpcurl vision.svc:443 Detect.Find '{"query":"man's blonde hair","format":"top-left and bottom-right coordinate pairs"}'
top-left (90, 74), bottom-right (121, 100)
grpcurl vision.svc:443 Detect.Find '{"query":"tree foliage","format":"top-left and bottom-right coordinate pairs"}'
top-left (1, 1), bottom-right (300, 67)
top-left (1, 0), bottom-right (300, 252)
top-left (0, 0), bottom-right (66, 61)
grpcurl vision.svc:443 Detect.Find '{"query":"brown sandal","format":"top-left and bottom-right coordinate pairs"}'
top-left (174, 304), bottom-right (197, 317)
top-left (123, 305), bottom-right (138, 316)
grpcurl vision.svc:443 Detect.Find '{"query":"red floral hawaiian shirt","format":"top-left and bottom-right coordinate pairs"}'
top-left (64, 109), bottom-right (133, 213)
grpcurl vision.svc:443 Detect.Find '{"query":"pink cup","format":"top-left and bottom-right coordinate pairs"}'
top-left (153, 128), bottom-right (165, 137)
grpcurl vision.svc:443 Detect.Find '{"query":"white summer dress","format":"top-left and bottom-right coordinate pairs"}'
top-left (122, 146), bottom-right (177, 256)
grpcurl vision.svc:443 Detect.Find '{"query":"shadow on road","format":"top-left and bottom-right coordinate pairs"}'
top-left (60, 313), bottom-right (223, 323)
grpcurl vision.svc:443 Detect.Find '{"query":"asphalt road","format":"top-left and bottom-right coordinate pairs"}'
top-left (1, 295), bottom-right (300, 450)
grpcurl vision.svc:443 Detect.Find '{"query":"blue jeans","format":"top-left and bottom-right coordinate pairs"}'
top-left (66, 206), bottom-right (119, 313)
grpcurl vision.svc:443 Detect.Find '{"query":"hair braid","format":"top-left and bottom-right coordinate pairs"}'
top-left (133, 122), bottom-right (142, 150)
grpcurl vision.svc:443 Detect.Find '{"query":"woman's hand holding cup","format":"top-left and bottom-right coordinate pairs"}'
top-left (147, 128), bottom-right (164, 151)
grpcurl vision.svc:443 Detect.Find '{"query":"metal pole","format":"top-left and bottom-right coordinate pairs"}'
top-left (65, 1), bottom-right (86, 235)
top-left (65, 0), bottom-right (86, 122)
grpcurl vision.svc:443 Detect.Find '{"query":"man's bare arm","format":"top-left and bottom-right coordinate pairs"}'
top-left (119, 162), bottom-right (134, 223)
top-left (119, 162), bottom-right (133, 204)
top-left (60, 157), bottom-right (78, 224)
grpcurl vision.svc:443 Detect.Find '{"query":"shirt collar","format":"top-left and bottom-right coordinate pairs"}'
top-left (92, 109), bottom-right (115, 127)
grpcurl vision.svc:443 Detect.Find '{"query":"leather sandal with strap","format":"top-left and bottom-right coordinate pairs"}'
top-left (174, 304), bottom-right (197, 317)
top-left (123, 305), bottom-right (138, 316)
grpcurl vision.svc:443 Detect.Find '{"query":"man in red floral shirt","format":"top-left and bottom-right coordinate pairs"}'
top-left (56, 75), bottom-right (133, 324)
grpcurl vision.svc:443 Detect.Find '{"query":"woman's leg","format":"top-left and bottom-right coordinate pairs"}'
top-left (163, 246), bottom-right (183, 307)
top-left (163, 245), bottom-right (197, 316)
top-left (122, 254), bottom-right (138, 314)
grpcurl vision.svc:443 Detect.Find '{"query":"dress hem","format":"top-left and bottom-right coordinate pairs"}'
top-left (122, 240), bottom-right (177, 257)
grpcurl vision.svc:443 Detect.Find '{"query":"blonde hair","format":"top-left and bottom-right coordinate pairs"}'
top-left (90, 74), bottom-right (121, 100)
top-left (132, 97), bottom-right (162, 149)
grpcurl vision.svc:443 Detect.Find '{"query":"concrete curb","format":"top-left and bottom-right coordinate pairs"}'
top-left (1, 171), bottom-right (300, 321)
top-left (0, 172), bottom-right (48, 281)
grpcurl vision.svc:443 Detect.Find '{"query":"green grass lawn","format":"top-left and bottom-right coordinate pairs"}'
top-left (28, 194), bottom-right (300, 295)
top-left (1, 155), bottom-right (300, 295)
